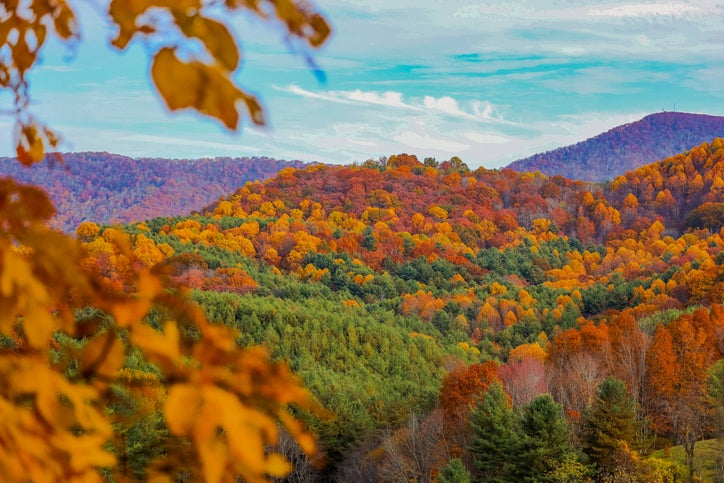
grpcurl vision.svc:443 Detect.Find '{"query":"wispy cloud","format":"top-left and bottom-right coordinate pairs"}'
top-left (278, 84), bottom-right (505, 122)
top-left (588, 3), bottom-right (703, 19)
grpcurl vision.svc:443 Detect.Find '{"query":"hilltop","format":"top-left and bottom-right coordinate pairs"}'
top-left (0, 152), bottom-right (306, 232)
top-left (507, 112), bottom-right (724, 181)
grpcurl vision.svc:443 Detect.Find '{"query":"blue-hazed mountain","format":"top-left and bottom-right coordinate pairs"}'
top-left (0, 152), bottom-right (307, 232)
top-left (506, 112), bottom-right (724, 182)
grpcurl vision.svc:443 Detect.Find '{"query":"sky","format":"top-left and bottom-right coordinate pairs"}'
top-left (4, 0), bottom-right (724, 169)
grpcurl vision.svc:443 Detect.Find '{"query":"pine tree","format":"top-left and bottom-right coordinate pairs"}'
top-left (468, 382), bottom-right (518, 482)
top-left (581, 378), bottom-right (638, 473)
top-left (439, 458), bottom-right (472, 483)
top-left (512, 394), bottom-right (578, 482)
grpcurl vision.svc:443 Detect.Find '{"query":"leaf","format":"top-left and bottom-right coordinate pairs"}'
top-left (80, 331), bottom-right (125, 384)
top-left (63, 433), bottom-right (117, 472)
top-left (51, 1), bottom-right (78, 40)
top-left (176, 15), bottom-right (239, 71)
top-left (16, 124), bottom-right (44, 166)
top-left (130, 321), bottom-right (180, 365)
top-left (12, 28), bottom-right (35, 75)
top-left (151, 47), bottom-right (245, 130)
top-left (279, 410), bottom-right (316, 456)
top-left (198, 432), bottom-right (228, 483)
top-left (265, 453), bottom-right (292, 478)
top-left (165, 384), bottom-right (202, 436)
top-left (111, 299), bottom-right (152, 328)
top-left (22, 305), bottom-right (54, 349)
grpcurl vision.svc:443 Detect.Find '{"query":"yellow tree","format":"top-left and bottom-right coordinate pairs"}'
top-left (0, 1), bottom-right (330, 482)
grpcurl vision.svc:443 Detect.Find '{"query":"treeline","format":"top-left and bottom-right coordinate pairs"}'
top-left (0, 152), bottom-right (306, 231)
top-left (73, 141), bottom-right (724, 480)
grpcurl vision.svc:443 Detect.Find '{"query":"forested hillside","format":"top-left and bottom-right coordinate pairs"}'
top-left (0, 152), bottom-right (305, 231)
top-left (507, 112), bottom-right (724, 182)
top-left (75, 143), bottom-right (724, 481)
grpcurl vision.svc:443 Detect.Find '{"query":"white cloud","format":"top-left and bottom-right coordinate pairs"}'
top-left (588, 3), bottom-right (703, 19)
top-left (282, 85), bottom-right (354, 104)
top-left (346, 89), bottom-right (414, 109)
top-left (453, 3), bottom-right (536, 20)
top-left (424, 95), bottom-right (474, 119)
top-left (280, 84), bottom-right (505, 122)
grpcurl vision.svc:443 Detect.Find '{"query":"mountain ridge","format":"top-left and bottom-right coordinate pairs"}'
top-left (0, 152), bottom-right (307, 232)
top-left (506, 112), bottom-right (724, 182)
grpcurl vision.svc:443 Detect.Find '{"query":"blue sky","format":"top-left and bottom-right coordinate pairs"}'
top-left (4, 0), bottom-right (724, 168)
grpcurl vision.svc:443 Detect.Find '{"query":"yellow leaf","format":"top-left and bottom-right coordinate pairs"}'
top-left (165, 384), bottom-right (202, 436)
top-left (137, 270), bottom-right (162, 299)
top-left (111, 299), bottom-right (151, 328)
top-left (131, 321), bottom-right (180, 364)
top-left (279, 411), bottom-right (316, 456)
top-left (151, 47), bottom-right (203, 110)
top-left (22, 305), bottom-right (54, 349)
top-left (265, 453), bottom-right (291, 478)
top-left (176, 15), bottom-right (239, 71)
top-left (63, 433), bottom-right (117, 472)
top-left (151, 47), bottom-right (244, 130)
top-left (197, 431), bottom-right (228, 483)
top-left (80, 331), bottom-right (125, 383)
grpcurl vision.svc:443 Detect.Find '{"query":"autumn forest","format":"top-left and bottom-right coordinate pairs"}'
top-left (30, 137), bottom-right (719, 482)
top-left (1, 0), bottom-right (723, 482)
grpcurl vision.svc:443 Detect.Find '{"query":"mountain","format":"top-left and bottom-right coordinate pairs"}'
top-left (0, 152), bottom-right (307, 232)
top-left (506, 112), bottom-right (724, 182)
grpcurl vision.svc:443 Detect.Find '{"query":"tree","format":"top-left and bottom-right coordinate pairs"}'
top-left (513, 394), bottom-right (578, 483)
top-left (581, 378), bottom-right (638, 475)
top-left (708, 360), bottom-right (724, 483)
top-left (645, 315), bottom-right (716, 482)
top-left (439, 458), bottom-right (472, 483)
top-left (468, 382), bottom-right (518, 482)
top-left (0, 1), bottom-right (331, 482)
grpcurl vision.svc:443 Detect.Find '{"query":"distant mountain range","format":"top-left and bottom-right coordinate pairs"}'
top-left (506, 112), bottom-right (724, 182)
top-left (3, 111), bottom-right (724, 232)
top-left (0, 152), bottom-right (306, 232)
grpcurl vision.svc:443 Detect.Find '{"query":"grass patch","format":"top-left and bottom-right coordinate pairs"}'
top-left (651, 439), bottom-right (723, 482)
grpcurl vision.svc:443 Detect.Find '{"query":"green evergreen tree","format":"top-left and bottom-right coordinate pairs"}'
top-left (581, 378), bottom-right (637, 473)
top-left (512, 394), bottom-right (578, 483)
top-left (468, 382), bottom-right (518, 482)
top-left (439, 458), bottom-right (472, 483)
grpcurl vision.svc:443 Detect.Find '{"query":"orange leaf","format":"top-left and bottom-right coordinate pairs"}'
top-left (176, 15), bottom-right (239, 71)
top-left (151, 47), bottom-right (244, 130)
top-left (265, 453), bottom-right (292, 478)
top-left (165, 383), bottom-right (202, 436)
top-left (131, 321), bottom-right (180, 365)
top-left (80, 331), bottom-right (125, 384)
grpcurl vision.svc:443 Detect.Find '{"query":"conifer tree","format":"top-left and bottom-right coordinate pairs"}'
top-left (512, 394), bottom-right (578, 483)
top-left (439, 458), bottom-right (472, 483)
top-left (468, 382), bottom-right (517, 482)
top-left (581, 378), bottom-right (638, 474)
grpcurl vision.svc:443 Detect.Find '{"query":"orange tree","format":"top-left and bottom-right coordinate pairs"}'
top-left (0, 1), bottom-right (330, 482)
